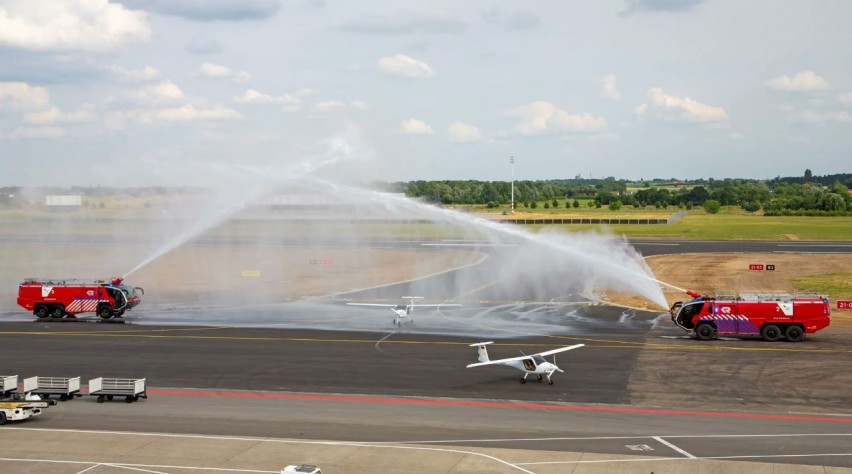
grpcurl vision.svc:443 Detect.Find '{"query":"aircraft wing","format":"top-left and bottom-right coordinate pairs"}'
top-left (410, 304), bottom-right (462, 308)
top-left (536, 344), bottom-right (585, 357)
top-left (466, 354), bottom-right (529, 368)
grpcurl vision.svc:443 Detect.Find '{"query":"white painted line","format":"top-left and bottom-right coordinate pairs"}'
top-left (633, 243), bottom-right (680, 246)
top-left (777, 244), bottom-right (852, 247)
top-left (517, 457), bottom-right (688, 466)
top-left (0, 458), bottom-right (274, 473)
top-left (707, 453), bottom-right (852, 460)
top-left (75, 464), bottom-right (102, 474)
top-left (379, 432), bottom-right (852, 445)
top-left (3, 428), bottom-right (535, 474)
top-left (653, 436), bottom-right (696, 458)
top-left (105, 463), bottom-right (171, 474)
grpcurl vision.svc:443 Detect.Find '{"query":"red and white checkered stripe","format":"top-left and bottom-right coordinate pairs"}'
top-left (66, 298), bottom-right (109, 313)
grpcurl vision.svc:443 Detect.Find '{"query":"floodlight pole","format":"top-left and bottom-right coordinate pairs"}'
top-left (509, 156), bottom-right (515, 215)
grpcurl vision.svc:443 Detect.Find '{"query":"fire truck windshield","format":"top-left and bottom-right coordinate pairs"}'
top-left (675, 301), bottom-right (705, 329)
top-left (118, 285), bottom-right (139, 299)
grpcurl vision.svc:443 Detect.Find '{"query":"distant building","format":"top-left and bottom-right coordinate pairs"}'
top-left (45, 195), bottom-right (82, 211)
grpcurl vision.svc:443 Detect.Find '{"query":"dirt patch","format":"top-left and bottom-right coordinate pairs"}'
top-left (783, 233), bottom-right (801, 240)
top-left (603, 253), bottom-right (852, 327)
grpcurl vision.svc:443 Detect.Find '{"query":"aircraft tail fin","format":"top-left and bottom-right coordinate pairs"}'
top-left (470, 341), bottom-right (494, 363)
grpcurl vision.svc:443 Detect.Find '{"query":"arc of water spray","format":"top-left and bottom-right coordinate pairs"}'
top-left (311, 178), bottom-right (686, 308)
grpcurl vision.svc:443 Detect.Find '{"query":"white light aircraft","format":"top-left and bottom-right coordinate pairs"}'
top-left (347, 297), bottom-right (461, 327)
top-left (466, 341), bottom-right (585, 385)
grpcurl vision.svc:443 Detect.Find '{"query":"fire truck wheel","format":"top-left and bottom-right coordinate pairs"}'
top-left (761, 324), bottom-right (782, 342)
top-left (785, 325), bottom-right (805, 342)
top-left (0, 412), bottom-right (7, 425)
top-left (50, 305), bottom-right (64, 318)
top-left (97, 306), bottom-right (113, 320)
top-left (34, 305), bottom-right (48, 318)
top-left (695, 323), bottom-right (716, 341)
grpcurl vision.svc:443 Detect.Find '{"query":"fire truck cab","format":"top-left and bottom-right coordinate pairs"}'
top-left (671, 290), bottom-right (830, 342)
top-left (17, 277), bottom-right (143, 320)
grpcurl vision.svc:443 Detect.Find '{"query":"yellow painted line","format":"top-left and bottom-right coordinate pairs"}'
top-left (241, 270), bottom-right (262, 277)
top-left (454, 279), bottom-right (502, 300)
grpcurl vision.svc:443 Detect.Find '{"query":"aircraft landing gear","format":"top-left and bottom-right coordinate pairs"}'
top-left (520, 373), bottom-right (528, 384)
top-left (548, 379), bottom-right (554, 385)
top-left (519, 378), bottom-right (526, 384)
top-left (536, 375), bottom-right (543, 382)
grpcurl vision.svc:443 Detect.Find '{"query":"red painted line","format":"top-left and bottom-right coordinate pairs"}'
top-left (148, 389), bottom-right (852, 424)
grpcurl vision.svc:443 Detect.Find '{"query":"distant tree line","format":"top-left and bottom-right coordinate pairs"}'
top-left (397, 172), bottom-right (852, 216)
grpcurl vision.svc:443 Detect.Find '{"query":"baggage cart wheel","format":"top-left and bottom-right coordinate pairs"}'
top-left (125, 396), bottom-right (133, 403)
top-left (97, 396), bottom-right (105, 403)
top-left (106, 395), bottom-right (114, 401)
top-left (59, 394), bottom-right (68, 401)
top-left (133, 396), bottom-right (139, 402)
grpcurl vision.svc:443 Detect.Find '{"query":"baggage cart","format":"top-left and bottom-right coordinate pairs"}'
top-left (1, 375), bottom-right (19, 399)
top-left (88, 377), bottom-right (147, 403)
top-left (23, 376), bottom-right (81, 401)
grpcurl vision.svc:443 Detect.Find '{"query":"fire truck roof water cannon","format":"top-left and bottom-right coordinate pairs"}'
top-left (670, 289), bottom-right (830, 342)
top-left (17, 277), bottom-right (143, 320)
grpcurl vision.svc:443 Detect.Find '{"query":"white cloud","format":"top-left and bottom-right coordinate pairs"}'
top-left (235, 89), bottom-right (300, 110)
top-left (10, 126), bottom-right (65, 139)
top-left (0, 82), bottom-right (50, 111)
top-left (0, 0), bottom-right (150, 52)
top-left (505, 101), bottom-right (607, 134)
top-left (601, 74), bottom-right (621, 100)
top-left (400, 118), bottom-right (433, 135)
top-left (767, 71), bottom-right (830, 92)
top-left (798, 110), bottom-right (852, 124)
top-left (730, 132), bottom-right (744, 139)
top-left (635, 88), bottom-right (728, 123)
top-left (109, 65), bottom-right (161, 82)
top-left (378, 54), bottom-right (434, 78)
top-left (448, 121), bottom-right (481, 142)
top-left (132, 80), bottom-right (185, 105)
top-left (313, 100), bottom-right (347, 112)
top-left (349, 100), bottom-right (369, 110)
top-left (23, 106), bottom-right (93, 124)
top-left (156, 105), bottom-right (242, 122)
top-left (839, 93), bottom-right (852, 106)
top-left (198, 63), bottom-right (251, 82)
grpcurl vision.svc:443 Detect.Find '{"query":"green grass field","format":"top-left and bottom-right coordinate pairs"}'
top-left (530, 210), bottom-right (852, 241)
top-left (2, 205), bottom-right (851, 241)
top-left (793, 273), bottom-right (852, 299)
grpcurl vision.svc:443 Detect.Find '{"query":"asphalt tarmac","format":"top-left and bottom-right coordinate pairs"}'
top-left (2, 235), bottom-right (851, 471)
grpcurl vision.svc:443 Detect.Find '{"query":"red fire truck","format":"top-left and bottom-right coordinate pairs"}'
top-left (670, 290), bottom-right (830, 342)
top-left (17, 278), bottom-right (143, 320)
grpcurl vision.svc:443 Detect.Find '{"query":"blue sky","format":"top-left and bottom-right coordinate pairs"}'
top-left (0, 0), bottom-right (850, 186)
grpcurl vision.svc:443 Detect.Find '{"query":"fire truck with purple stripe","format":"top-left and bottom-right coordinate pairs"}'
top-left (17, 278), bottom-right (143, 320)
top-left (670, 290), bottom-right (830, 342)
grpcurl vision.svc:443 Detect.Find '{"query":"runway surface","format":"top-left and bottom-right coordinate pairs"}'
top-left (2, 233), bottom-right (851, 470)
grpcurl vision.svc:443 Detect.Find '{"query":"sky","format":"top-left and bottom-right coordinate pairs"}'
top-left (0, 0), bottom-right (850, 186)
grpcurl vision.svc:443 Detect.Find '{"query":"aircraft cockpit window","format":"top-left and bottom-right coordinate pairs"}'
top-left (532, 355), bottom-right (547, 365)
top-left (523, 358), bottom-right (535, 371)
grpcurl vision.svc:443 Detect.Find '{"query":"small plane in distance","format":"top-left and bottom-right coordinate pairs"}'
top-left (346, 296), bottom-right (461, 327)
top-left (466, 341), bottom-right (585, 385)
